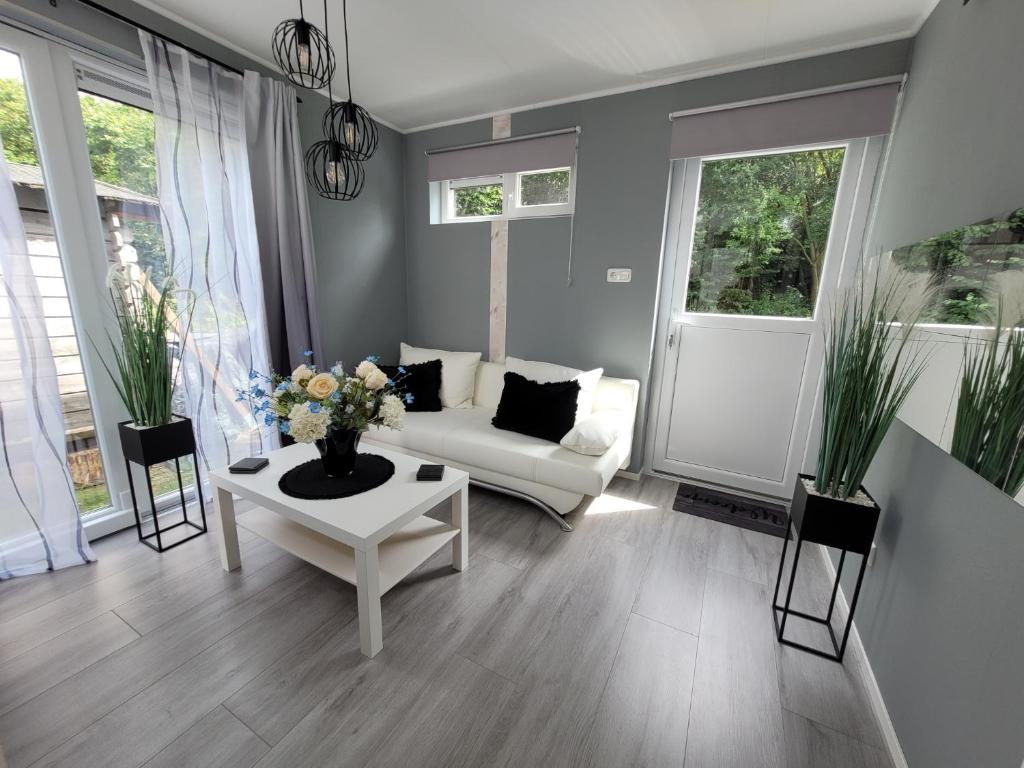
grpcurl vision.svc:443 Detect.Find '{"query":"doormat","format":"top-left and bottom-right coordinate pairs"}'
top-left (673, 483), bottom-right (789, 538)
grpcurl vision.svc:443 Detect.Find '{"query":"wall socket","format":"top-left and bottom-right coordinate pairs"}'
top-left (607, 268), bottom-right (632, 283)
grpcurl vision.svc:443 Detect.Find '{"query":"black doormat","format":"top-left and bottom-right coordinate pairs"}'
top-left (673, 483), bottom-right (789, 538)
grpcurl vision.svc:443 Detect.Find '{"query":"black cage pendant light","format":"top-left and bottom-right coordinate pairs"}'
top-left (304, 0), bottom-right (366, 200)
top-left (305, 138), bottom-right (365, 200)
top-left (322, 0), bottom-right (378, 161)
top-left (272, 0), bottom-right (335, 90)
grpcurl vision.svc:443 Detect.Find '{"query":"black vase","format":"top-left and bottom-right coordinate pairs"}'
top-left (316, 428), bottom-right (362, 478)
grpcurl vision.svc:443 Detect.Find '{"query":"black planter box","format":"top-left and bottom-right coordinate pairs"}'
top-left (790, 473), bottom-right (880, 555)
top-left (772, 473), bottom-right (881, 663)
top-left (118, 416), bottom-right (206, 553)
top-left (118, 417), bottom-right (197, 467)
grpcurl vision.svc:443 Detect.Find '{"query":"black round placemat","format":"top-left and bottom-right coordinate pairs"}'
top-left (278, 454), bottom-right (395, 500)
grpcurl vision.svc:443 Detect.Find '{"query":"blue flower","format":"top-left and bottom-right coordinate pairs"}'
top-left (397, 366), bottom-right (406, 374)
top-left (366, 354), bottom-right (379, 363)
top-left (264, 413), bottom-right (276, 426)
top-left (404, 393), bottom-right (415, 405)
top-left (303, 349), bottom-right (314, 358)
top-left (331, 363), bottom-right (345, 377)
top-left (329, 391), bottom-right (341, 402)
top-left (248, 370), bottom-right (258, 380)
top-left (235, 392), bottom-right (247, 402)
top-left (309, 402), bottom-right (322, 414)
top-left (387, 378), bottom-right (394, 386)
top-left (251, 386), bottom-right (267, 399)
top-left (275, 382), bottom-right (288, 393)
top-left (279, 421), bottom-right (290, 434)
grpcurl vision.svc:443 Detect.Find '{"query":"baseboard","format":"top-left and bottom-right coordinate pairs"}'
top-left (815, 544), bottom-right (908, 768)
top-left (615, 469), bottom-right (641, 481)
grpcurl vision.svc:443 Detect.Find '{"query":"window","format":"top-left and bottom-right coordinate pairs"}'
top-left (447, 175), bottom-right (503, 220)
top-left (684, 147), bottom-right (846, 318)
top-left (0, 47), bottom-right (113, 514)
top-left (441, 166), bottom-right (574, 223)
top-left (76, 70), bottom-right (197, 503)
top-left (518, 167), bottom-right (570, 208)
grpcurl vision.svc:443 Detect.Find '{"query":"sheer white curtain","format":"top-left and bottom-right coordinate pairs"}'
top-left (0, 138), bottom-right (93, 578)
top-left (140, 33), bottom-right (276, 485)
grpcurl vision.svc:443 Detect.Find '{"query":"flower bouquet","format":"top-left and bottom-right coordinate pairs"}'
top-left (241, 354), bottom-right (408, 477)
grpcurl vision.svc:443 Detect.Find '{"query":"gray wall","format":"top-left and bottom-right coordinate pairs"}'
top-left (835, 2), bottom-right (1024, 766)
top-left (403, 40), bottom-right (913, 470)
top-left (869, 0), bottom-right (1024, 254)
top-left (4, 0), bottom-right (407, 371)
top-left (854, 420), bottom-right (1024, 768)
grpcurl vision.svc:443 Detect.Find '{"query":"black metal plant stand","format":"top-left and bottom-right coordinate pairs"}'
top-left (118, 417), bottom-right (207, 553)
top-left (771, 474), bottom-right (880, 663)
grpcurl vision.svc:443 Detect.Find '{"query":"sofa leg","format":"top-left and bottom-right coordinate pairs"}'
top-left (469, 479), bottom-right (575, 532)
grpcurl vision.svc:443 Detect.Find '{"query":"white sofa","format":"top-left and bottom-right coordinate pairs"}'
top-left (364, 361), bottom-right (640, 531)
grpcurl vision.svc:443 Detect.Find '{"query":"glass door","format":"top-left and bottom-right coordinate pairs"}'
top-left (0, 23), bottom-right (201, 537)
top-left (0, 44), bottom-right (114, 514)
top-left (650, 138), bottom-right (885, 499)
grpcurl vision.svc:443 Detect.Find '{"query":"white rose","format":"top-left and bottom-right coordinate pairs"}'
top-left (291, 364), bottom-right (314, 384)
top-left (364, 369), bottom-right (388, 391)
top-left (355, 360), bottom-right (379, 379)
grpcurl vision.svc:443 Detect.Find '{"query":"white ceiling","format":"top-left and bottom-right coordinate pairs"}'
top-left (134, 0), bottom-right (937, 132)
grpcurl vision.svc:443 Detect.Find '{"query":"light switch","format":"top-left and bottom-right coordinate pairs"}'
top-left (607, 268), bottom-right (632, 283)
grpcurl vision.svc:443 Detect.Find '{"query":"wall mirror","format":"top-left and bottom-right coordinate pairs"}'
top-left (887, 207), bottom-right (1024, 503)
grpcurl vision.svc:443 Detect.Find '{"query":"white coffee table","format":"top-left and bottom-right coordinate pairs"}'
top-left (209, 442), bottom-right (469, 658)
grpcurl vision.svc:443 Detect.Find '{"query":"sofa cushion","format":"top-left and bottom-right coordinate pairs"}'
top-left (492, 372), bottom-right (580, 443)
top-left (506, 356), bottom-right (603, 421)
top-left (379, 360), bottom-right (442, 412)
top-left (560, 411), bottom-right (623, 456)
top-left (400, 343), bottom-right (480, 409)
top-left (369, 407), bottom-right (627, 497)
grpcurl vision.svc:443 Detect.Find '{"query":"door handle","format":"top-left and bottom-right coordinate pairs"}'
top-left (668, 321), bottom-right (685, 349)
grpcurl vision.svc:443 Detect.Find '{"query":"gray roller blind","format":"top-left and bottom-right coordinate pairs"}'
top-left (426, 131), bottom-right (576, 182)
top-left (669, 83), bottom-right (900, 159)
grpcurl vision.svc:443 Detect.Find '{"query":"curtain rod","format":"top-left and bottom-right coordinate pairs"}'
top-left (73, 0), bottom-right (244, 76)
top-left (667, 75), bottom-right (905, 121)
top-left (424, 126), bottom-right (580, 156)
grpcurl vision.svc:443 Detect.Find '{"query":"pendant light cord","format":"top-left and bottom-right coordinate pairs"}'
top-left (322, 0), bottom-right (334, 109)
top-left (342, 0), bottom-right (353, 102)
top-left (299, 0), bottom-right (305, 20)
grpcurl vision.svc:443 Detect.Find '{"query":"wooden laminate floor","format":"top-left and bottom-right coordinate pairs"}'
top-left (0, 475), bottom-right (892, 768)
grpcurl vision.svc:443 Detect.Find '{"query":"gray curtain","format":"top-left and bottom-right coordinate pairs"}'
top-left (242, 71), bottom-right (323, 373)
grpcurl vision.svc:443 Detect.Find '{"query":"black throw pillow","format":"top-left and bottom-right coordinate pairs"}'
top-left (492, 371), bottom-right (580, 443)
top-left (379, 360), bottom-right (443, 412)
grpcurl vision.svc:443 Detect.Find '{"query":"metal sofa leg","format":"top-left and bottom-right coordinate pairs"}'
top-left (468, 479), bottom-right (575, 532)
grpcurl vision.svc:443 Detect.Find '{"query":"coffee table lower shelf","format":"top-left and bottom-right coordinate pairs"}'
top-left (237, 508), bottom-right (459, 594)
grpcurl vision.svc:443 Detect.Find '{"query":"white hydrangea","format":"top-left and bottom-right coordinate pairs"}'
top-left (379, 393), bottom-right (405, 430)
top-left (287, 402), bottom-right (331, 443)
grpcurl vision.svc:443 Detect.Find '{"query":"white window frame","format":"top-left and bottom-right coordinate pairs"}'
top-left (0, 24), bottom-right (198, 539)
top-left (441, 174), bottom-right (504, 223)
top-left (440, 166), bottom-right (575, 224)
top-left (511, 166), bottom-right (574, 218)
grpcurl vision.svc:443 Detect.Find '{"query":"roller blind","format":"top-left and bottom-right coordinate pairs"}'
top-left (669, 83), bottom-right (900, 159)
top-left (426, 131), bottom-right (577, 182)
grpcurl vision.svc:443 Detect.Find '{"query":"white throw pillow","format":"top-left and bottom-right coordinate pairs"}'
top-left (400, 343), bottom-right (481, 409)
top-left (560, 411), bottom-right (623, 456)
top-left (505, 356), bottom-right (603, 422)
